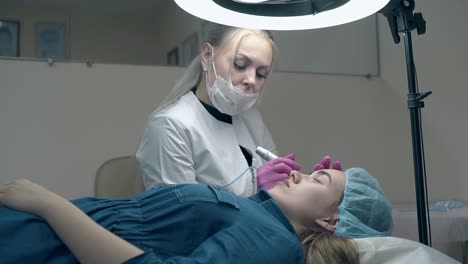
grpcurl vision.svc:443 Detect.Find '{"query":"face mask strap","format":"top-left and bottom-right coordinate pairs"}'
top-left (210, 45), bottom-right (237, 85)
top-left (210, 46), bottom-right (218, 78)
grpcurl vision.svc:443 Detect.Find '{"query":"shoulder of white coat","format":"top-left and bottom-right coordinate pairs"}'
top-left (238, 107), bottom-right (268, 128)
top-left (150, 93), bottom-right (203, 125)
top-left (241, 107), bottom-right (262, 118)
top-left (240, 107), bottom-right (263, 123)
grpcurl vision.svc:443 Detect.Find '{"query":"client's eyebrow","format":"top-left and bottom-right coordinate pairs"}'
top-left (316, 170), bottom-right (332, 183)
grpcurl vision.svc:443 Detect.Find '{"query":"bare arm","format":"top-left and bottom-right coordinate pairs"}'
top-left (0, 180), bottom-right (144, 264)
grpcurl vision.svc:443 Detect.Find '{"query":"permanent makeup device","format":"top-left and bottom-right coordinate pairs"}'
top-left (255, 146), bottom-right (278, 161)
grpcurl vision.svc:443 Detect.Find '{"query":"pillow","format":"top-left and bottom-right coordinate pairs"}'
top-left (355, 236), bottom-right (461, 264)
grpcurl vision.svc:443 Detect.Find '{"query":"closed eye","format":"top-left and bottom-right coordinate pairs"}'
top-left (234, 63), bottom-right (267, 78)
top-left (256, 72), bottom-right (268, 79)
top-left (234, 62), bottom-right (246, 71)
top-left (316, 170), bottom-right (332, 183)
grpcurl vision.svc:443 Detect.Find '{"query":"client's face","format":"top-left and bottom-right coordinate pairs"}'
top-left (268, 169), bottom-right (346, 229)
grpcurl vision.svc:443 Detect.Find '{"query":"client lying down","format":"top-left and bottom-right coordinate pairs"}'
top-left (0, 160), bottom-right (392, 263)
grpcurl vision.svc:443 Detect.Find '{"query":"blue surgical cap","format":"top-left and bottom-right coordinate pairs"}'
top-left (334, 167), bottom-right (393, 238)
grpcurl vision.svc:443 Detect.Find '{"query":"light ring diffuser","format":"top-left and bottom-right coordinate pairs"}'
top-left (212, 0), bottom-right (350, 17)
top-left (174, 0), bottom-right (391, 30)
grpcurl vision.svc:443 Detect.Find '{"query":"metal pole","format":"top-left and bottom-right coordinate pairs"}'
top-left (380, 0), bottom-right (432, 245)
top-left (403, 31), bottom-right (431, 246)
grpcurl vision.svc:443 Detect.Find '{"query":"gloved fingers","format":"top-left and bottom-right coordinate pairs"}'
top-left (320, 155), bottom-right (331, 169)
top-left (268, 157), bottom-right (301, 171)
top-left (263, 173), bottom-right (289, 183)
top-left (257, 163), bottom-right (291, 176)
top-left (332, 161), bottom-right (342, 171)
top-left (314, 164), bottom-right (325, 171)
top-left (270, 163), bottom-right (295, 175)
top-left (314, 156), bottom-right (343, 171)
top-left (284, 153), bottom-right (296, 161)
top-left (257, 172), bottom-right (289, 191)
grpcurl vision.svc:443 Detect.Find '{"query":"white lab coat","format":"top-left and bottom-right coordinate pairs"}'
top-left (136, 92), bottom-right (277, 197)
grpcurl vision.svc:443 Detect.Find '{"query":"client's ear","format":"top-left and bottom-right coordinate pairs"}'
top-left (316, 215), bottom-right (339, 233)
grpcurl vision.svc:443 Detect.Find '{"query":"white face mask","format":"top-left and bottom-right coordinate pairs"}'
top-left (206, 49), bottom-right (260, 116)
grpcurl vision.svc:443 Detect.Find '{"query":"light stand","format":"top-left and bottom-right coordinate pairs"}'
top-left (379, 0), bottom-right (432, 246)
top-left (173, 0), bottom-right (433, 246)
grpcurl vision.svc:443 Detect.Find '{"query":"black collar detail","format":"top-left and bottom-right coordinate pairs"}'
top-left (192, 88), bottom-right (232, 124)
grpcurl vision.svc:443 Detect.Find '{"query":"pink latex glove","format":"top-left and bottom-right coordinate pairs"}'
top-left (313, 155), bottom-right (342, 171)
top-left (257, 153), bottom-right (301, 191)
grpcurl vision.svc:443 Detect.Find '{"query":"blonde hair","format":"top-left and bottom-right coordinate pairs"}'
top-left (154, 22), bottom-right (278, 112)
top-left (297, 229), bottom-right (359, 264)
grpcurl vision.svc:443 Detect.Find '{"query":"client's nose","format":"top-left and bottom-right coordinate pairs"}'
top-left (289, 170), bottom-right (302, 184)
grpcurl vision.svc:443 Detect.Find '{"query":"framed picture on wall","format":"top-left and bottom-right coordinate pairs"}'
top-left (180, 33), bottom-right (199, 66)
top-left (167, 46), bottom-right (179, 66)
top-left (36, 22), bottom-right (66, 59)
top-left (0, 19), bottom-right (20, 57)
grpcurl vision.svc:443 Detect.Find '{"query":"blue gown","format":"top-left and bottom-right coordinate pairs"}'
top-left (0, 184), bottom-right (304, 264)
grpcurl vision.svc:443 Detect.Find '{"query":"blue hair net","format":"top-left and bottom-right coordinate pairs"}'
top-left (334, 167), bottom-right (393, 238)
